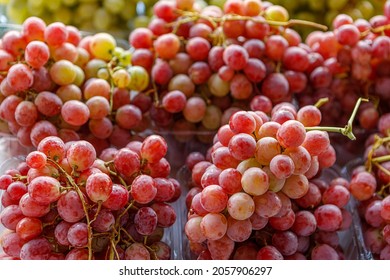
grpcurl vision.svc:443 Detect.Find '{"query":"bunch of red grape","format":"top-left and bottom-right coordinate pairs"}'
top-left (0, 134), bottom-right (181, 260)
top-left (296, 1), bottom-right (390, 158)
top-left (345, 113), bottom-right (390, 259)
top-left (127, 0), bottom-right (332, 144)
top-left (0, 17), bottom-right (151, 155)
top-left (182, 105), bottom-right (355, 260)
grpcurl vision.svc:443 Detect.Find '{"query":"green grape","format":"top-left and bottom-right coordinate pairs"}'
top-left (327, 0), bottom-right (348, 11)
top-left (133, 15), bottom-right (150, 28)
top-left (76, 3), bottom-right (98, 21)
top-left (282, 0), bottom-right (300, 12)
top-left (208, 74), bottom-right (230, 97)
top-left (324, 10), bottom-right (338, 27)
top-left (73, 65), bottom-right (86, 87)
top-left (89, 32), bottom-right (117, 61)
top-left (103, 0), bottom-right (125, 14)
top-left (202, 105), bottom-right (222, 130)
top-left (116, 49), bottom-right (132, 66)
top-left (356, 1), bottom-right (375, 19)
top-left (27, 0), bottom-right (44, 15)
top-left (344, 8), bottom-right (364, 20)
top-left (61, 0), bottom-right (77, 6)
top-left (79, 21), bottom-right (95, 32)
top-left (27, 0), bottom-right (44, 8)
top-left (127, 66), bottom-right (149, 92)
top-left (308, 0), bottom-right (325, 12)
top-left (93, 8), bottom-right (112, 31)
top-left (120, 2), bottom-right (136, 21)
top-left (264, 5), bottom-right (289, 22)
top-left (6, 0), bottom-right (28, 23)
top-left (45, 0), bottom-right (61, 12)
top-left (209, 0), bottom-right (225, 8)
top-left (97, 68), bottom-right (110, 80)
top-left (53, 7), bottom-right (72, 24)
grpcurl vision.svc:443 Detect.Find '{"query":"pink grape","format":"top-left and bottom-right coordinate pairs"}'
top-left (85, 173), bottom-right (113, 203)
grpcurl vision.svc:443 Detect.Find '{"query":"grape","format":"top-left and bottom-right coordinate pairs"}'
top-left (226, 217), bottom-right (252, 242)
top-left (291, 211), bottom-right (317, 237)
top-left (6, 181), bottom-right (28, 201)
top-left (67, 222), bottom-right (88, 247)
top-left (28, 176), bottom-right (61, 204)
top-left (66, 140), bottom-right (96, 171)
top-left (57, 190), bottom-right (86, 223)
top-left (253, 191), bottom-right (282, 218)
top-left (255, 137), bottom-right (282, 165)
top-left (1, 232), bottom-right (25, 258)
top-left (153, 178), bottom-right (175, 202)
top-left (200, 185), bottom-right (228, 213)
top-left (269, 154), bottom-right (295, 180)
top-left (20, 237), bottom-right (52, 260)
top-left (277, 120), bottom-right (306, 149)
top-left (19, 193), bottom-right (50, 218)
top-left (134, 207), bottom-right (158, 236)
top-left (85, 173), bottom-right (113, 203)
top-left (228, 133), bottom-right (256, 161)
top-left (89, 33), bottom-right (116, 61)
top-left (272, 231), bottom-right (298, 256)
top-left (162, 90), bottom-right (187, 113)
top-left (223, 45), bottom-right (249, 70)
top-left (204, 235), bottom-right (233, 260)
top-left (61, 245), bottom-right (88, 259)
top-left (91, 208), bottom-right (115, 232)
top-left (256, 245), bottom-right (284, 260)
top-left (125, 243), bottom-right (151, 260)
top-left (0, 205), bottom-right (25, 231)
top-left (60, 100), bottom-right (89, 127)
top-left (227, 192), bottom-right (255, 220)
top-left (25, 41), bottom-right (50, 69)
top-left (241, 167), bottom-right (269, 196)
top-left (229, 111), bottom-right (256, 134)
top-left (311, 244), bottom-right (340, 260)
top-left (7, 63), bottom-right (34, 92)
top-left (314, 204), bottom-right (343, 232)
top-left (185, 216), bottom-right (207, 243)
top-left (200, 213), bottom-right (228, 241)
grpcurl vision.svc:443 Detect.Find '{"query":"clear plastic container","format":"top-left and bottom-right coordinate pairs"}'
top-left (0, 136), bottom-right (181, 260)
top-left (177, 164), bottom-right (373, 260)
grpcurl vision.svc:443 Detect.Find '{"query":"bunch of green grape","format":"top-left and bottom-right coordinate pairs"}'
top-left (0, 0), bottom-right (144, 38)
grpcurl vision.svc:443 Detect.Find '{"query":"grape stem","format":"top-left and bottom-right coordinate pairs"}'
top-left (47, 158), bottom-right (95, 260)
top-left (372, 155), bottom-right (390, 164)
top-left (305, 97), bottom-right (369, 140)
top-left (314, 97), bottom-right (329, 108)
top-left (174, 10), bottom-right (328, 31)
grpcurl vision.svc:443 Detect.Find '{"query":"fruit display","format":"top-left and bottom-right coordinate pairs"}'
top-left (0, 135), bottom-right (181, 260)
top-left (0, 0), bottom-right (389, 260)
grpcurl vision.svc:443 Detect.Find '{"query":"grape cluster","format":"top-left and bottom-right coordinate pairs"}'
top-left (182, 106), bottom-right (354, 260)
top-left (345, 113), bottom-right (390, 260)
top-left (0, 134), bottom-right (181, 260)
top-left (0, 17), bottom-right (152, 155)
top-left (2, 0), bottom-right (149, 38)
top-left (127, 0), bottom-right (332, 145)
top-left (296, 2), bottom-right (390, 159)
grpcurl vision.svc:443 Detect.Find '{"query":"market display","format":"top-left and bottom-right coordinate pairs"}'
top-left (0, 0), bottom-right (389, 260)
